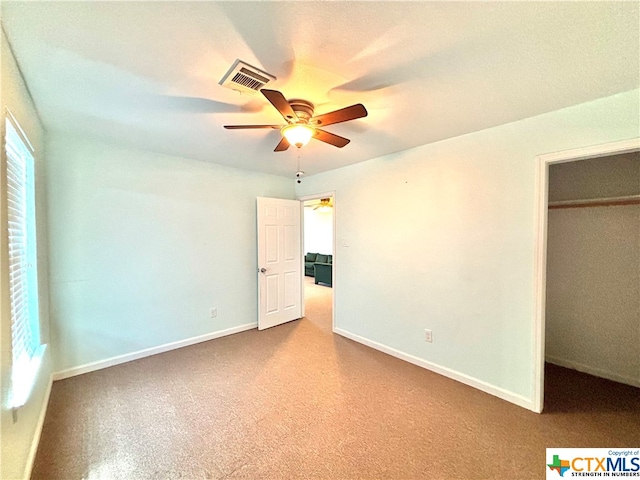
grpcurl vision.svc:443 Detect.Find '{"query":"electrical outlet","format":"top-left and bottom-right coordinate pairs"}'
top-left (210, 308), bottom-right (217, 318)
top-left (424, 329), bottom-right (433, 343)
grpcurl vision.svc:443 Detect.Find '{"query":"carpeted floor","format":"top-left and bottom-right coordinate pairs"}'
top-left (32, 277), bottom-right (639, 479)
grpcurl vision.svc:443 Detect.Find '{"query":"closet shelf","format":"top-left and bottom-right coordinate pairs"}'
top-left (549, 194), bottom-right (640, 209)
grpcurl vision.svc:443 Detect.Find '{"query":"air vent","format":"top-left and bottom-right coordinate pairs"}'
top-left (219, 60), bottom-right (276, 95)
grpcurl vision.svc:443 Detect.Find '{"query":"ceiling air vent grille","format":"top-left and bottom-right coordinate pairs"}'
top-left (219, 60), bottom-right (276, 95)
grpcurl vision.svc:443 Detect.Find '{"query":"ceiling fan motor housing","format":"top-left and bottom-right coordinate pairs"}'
top-left (288, 99), bottom-right (314, 123)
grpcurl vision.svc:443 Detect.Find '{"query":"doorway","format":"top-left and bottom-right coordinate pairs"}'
top-left (299, 192), bottom-right (336, 332)
top-left (533, 138), bottom-right (640, 413)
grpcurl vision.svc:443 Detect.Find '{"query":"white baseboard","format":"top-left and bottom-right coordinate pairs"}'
top-left (53, 323), bottom-right (257, 381)
top-left (546, 355), bottom-right (640, 388)
top-left (24, 373), bottom-right (53, 480)
top-left (334, 327), bottom-right (535, 411)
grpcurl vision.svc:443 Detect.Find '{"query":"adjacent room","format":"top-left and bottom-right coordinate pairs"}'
top-left (1, 2), bottom-right (639, 479)
top-left (303, 196), bottom-right (334, 287)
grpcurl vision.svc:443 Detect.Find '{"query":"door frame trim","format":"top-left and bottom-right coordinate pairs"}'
top-left (532, 137), bottom-right (640, 413)
top-left (298, 191), bottom-right (336, 332)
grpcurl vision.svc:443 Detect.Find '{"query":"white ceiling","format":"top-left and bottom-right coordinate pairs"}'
top-left (2, 1), bottom-right (638, 177)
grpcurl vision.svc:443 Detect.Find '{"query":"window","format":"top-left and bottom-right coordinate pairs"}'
top-left (5, 113), bottom-right (43, 408)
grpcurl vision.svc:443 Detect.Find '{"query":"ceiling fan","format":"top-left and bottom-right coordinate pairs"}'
top-left (313, 198), bottom-right (333, 210)
top-left (305, 198), bottom-right (333, 210)
top-left (224, 89), bottom-right (367, 152)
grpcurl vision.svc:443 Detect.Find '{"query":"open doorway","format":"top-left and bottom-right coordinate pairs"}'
top-left (533, 138), bottom-right (640, 413)
top-left (299, 192), bottom-right (335, 332)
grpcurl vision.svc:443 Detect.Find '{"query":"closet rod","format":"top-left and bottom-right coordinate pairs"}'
top-left (549, 194), bottom-right (640, 209)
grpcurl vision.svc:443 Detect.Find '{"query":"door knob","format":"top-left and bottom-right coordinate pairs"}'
top-left (260, 268), bottom-right (267, 273)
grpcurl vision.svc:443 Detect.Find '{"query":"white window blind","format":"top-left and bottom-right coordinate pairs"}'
top-left (5, 114), bottom-right (42, 408)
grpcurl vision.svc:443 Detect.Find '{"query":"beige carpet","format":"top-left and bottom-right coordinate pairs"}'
top-left (32, 277), bottom-right (640, 479)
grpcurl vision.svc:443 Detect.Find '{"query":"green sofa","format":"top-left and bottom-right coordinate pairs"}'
top-left (314, 262), bottom-right (332, 287)
top-left (304, 252), bottom-right (333, 286)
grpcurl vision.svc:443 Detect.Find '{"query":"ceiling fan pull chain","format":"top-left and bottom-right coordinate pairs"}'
top-left (296, 152), bottom-right (304, 184)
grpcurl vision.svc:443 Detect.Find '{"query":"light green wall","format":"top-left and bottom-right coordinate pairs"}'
top-left (46, 133), bottom-right (295, 372)
top-left (296, 89), bottom-right (639, 405)
top-left (1, 29), bottom-right (53, 480)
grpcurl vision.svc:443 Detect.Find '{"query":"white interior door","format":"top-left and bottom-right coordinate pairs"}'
top-left (257, 197), bottom-right (302, 330)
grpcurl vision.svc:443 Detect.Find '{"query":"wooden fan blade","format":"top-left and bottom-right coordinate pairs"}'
top-left (224, 125), bottom-right (281, 129)
top-left (313, 129), bottom-right (350, 148)
top-left (261, 89), bottom-right (299, 123)
top-left (311, 104), bottom-right (367, 127)
top-left (274, 137), bottom-right (290, 152)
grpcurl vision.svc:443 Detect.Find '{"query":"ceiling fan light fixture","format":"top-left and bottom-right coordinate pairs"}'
top-left (281, 124), bottom-right (315, 148)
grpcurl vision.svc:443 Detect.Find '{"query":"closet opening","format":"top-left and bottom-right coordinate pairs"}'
top-left (533, 138), bottom-right (639, 413)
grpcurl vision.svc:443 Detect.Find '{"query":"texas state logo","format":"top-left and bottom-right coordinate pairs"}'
top-left (548, 455), bottom-right (571, 477)
top-left (546, 448), bottom-right (640, 479)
